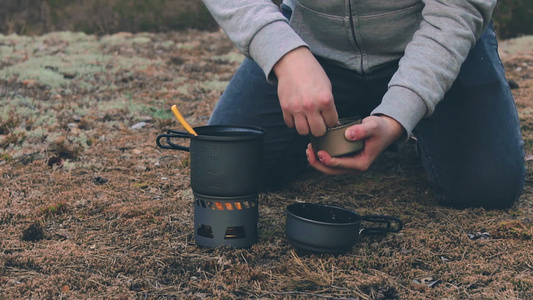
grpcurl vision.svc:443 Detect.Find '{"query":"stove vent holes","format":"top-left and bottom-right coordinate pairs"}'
top-left (196, 199), bottom-right (256, 210)
top-left (196, 224), bottom-right (247, 240)
top-left (196, 224), bottom-right (214, 238)
top-left (224, 226), bottom-right (246, 239)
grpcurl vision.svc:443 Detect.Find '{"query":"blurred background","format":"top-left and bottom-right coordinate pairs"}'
top-left (0, 0), bottom-right (531, 39)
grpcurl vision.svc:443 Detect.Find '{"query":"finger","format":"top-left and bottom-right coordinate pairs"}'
top-left (321, 107), bottom-right (339, 129)
top-left (307, 148), bottom-right (352, 175)
top-left (345, 117), bottom-right (377, 141)
top-left (306, 144), bottom-right (318, 163)
top-left (310, 159), bottom-right (351, 175)
top-left (308, 156), bottom-right (350, 175)
top-left (317, 150), bottom-right (372, 172)
top-left (293, 114), bottom-right (310, 135)
top-left (307, 114), bottom-right (327, 137)
top-left (282, 111), bottom-right (295, 129)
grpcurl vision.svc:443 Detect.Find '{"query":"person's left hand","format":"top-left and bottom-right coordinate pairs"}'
top-left (306, 115), bottom-right (405, 175)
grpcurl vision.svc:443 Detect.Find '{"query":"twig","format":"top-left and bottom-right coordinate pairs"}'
top-left (526, 262), bottom-right (533, 270)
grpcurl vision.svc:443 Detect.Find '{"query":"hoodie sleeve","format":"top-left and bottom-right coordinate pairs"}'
top-left (371, 0), bottom-right (497, 139)
top-left (201, 0), bottom-right (308, 82)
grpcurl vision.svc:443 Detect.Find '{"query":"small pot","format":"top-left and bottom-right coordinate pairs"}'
top-left (156, 125), bottom-right (265, 196)
top-left (286, 203), bottom-right (403, 253)
top-left (309, 117), bottom-right (364, 157)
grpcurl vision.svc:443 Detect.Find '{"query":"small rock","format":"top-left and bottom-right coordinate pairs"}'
top-left (9, 280), bottom-right (22, 286)
top-left (467, 232), bottom-right (490, 240)
top-left (131, 122), bottom-right (147, 129)
top-left (428, 279), bottom-right (442, 288)
top-left (413, 277), bottom-right (441, 288)
top-left (72, 114), bottom-right (82, 122)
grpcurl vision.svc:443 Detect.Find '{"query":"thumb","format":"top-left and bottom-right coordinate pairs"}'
top-left (345, 123), bottom-right (367, 141)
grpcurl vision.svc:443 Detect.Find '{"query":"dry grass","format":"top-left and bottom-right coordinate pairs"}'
top-left (0, 30), bottom-right (532, 299)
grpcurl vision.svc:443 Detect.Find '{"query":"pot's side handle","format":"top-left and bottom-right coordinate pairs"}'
top-left (360, 215), bottom-right (403, 235)
top-left (156, 129), bottom-right (190, 151)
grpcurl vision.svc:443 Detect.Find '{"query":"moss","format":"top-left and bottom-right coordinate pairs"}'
top-left (41, 202), bottom-right (69, 216)
top-left (203, 80), bottom-right (229, 92)
top-left (0, 131), bottom-right (26, 149)
top-left (131, 36), bottom-right (151, 44)
top-left (0, 52), bottom-right (148, 91)
top-left (0, 152), bottom-right (13, 161)
top-left (148, 106), bottom-right (173, 120)
top-left (212, 53), bottom-right (245, 64)
top-left (0, 112), bottom-right (22, 134)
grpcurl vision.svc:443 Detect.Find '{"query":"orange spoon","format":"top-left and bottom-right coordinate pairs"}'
top-left (171, 105), bottom-right (198, 136)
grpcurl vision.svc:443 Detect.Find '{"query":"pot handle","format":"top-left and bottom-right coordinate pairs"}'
top-left (359, 215), bottom-right (403, 236)
top-left (156, 129), bottom-right (191, 151)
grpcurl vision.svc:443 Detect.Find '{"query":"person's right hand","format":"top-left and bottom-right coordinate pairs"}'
top-left (273, 47), bottom-right (338, 137)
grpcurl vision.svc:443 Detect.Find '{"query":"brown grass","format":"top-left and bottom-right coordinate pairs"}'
top-left (0, 30), bottom-right (532, 299)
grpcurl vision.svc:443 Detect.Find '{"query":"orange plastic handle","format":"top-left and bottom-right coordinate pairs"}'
top-left (171, 105), bottom-right (198, 136)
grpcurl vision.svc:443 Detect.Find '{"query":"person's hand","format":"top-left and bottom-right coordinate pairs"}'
top-left (306, 115), bottom-right (405, 175)
top-left (273, 47), bottom-right (338, 137)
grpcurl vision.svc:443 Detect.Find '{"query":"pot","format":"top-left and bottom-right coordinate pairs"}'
top-left (286, 203), bottom-right (403, 253)
top-left (309, 116), bottom-right (364, 158)
top-left (156, 125), bottom-right (265, 196)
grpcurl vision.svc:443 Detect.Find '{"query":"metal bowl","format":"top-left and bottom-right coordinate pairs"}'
top-left (309, 117), bottom-right (364, 158)
top-left (285, 203), bottom-right (403, 253)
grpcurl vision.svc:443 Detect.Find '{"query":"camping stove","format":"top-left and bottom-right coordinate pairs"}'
top-left (193, 192), bottom-right (258, 248)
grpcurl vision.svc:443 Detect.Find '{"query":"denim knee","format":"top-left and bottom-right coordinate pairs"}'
top-left (437, 159), bottom-right (525, 209)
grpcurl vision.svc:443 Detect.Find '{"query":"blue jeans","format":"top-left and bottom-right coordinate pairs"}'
top-left (208, 13), bottom-right (525, 209)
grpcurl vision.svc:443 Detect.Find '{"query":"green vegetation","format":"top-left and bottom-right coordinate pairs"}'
top-left (0, 31), bottom-right (150, 93)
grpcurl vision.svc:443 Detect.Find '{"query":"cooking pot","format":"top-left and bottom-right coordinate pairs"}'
top-left (286, 203), bottom-right (403, 253)
top-left (156, 125), bottom-right (265, 196)
top-left (309, 116), bottom-right (364, 158)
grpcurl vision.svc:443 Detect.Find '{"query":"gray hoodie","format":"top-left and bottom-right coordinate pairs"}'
top-left (201, 0), bottom-right (495, 137)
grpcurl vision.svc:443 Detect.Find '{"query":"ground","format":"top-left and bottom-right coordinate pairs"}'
top-left (0, 30), bottom-right (532, 299)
